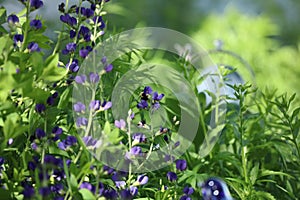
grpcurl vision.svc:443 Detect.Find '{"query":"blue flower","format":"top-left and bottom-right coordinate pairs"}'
top-left (166, 171), bottom-right (177, 182)
top-left (89, 100), bottom-right (101, 111)
top-left (135, 174), bottom-right (148, 185)
top-left (105, 64), bottom-right (113, 72)
top-left (39, 187), bottom-right (51, 197)
top-left (35, 128), bottom-right (46, 139)
top-left (62, 43), bottom-right (76, 54)
top-left (115, 181), bottom-right (126, 189)
top-left (83, 136), bottom-right (100, 148)
top-left (180, 195), bottom-right (191, 200)
top-left (93, 16), bottom-right (105, 29)
top-left (75, 74), bottom-right (87, 84)
top-left (114, 119), bottom-right (126, 129)
top-left (27, 42), bottom-right (40, 52)
top-left (80, 182), bottom-right (95, 193)
top-left (52, 126), bottom-right (62, 141)
top-left (74, 102), bottom-right (86, 113)
top-left (176, 159), bottom-right (187, 171)
top-left (183, 186), bottom-right (194, 195)
top-left (79, 47), bottom-right (90, 58)
top-left (60, 14), bottom-right (77, 26)
top-left (201, 177), bottom-right (233, 200)
top-left (152, 92), bottom-right (164, 101)
top-left (30, 19), bottom-right (42, 29)
top-left (30, 0), bottom-right (43, 9)
top-left (79, 25), bottom-right (91, 41)
top-left (89, 72), bottom-right (100, 83)
top-left (13, 34), bottom-right (23, 46)
top-left (132, 133), bottom-right (146, 145)
top-left (35, 103), bottom-right (46, 113)
top-left (76, 117), bottom-right (88, 127)
top-left (22, 185), bottom-right (35, 198)
top-left (66, 59), bottom-right (79, 72)
top-left (143, 86), bottom-right (152, 95)
top-left (7, 14), bottom-right (19, 24)
top-left (137, 100), bottom-right (148, 109)
top-left (70, 29), bottom-right (76, 38)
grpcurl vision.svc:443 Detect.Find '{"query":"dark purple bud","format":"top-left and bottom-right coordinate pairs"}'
top-left (79, 48), bottom-right (89, 58)
top-left (70, 30), bottom-right (76, 38)
top-left (101, 56), bottom-right (107, 64)
top-left (47, 96), bottom-right (55, 105)
top-left (35, 103), bottom-right (46, 113)
top-left (101, 101), bottom-right (112, 110)
top-left (13, 34), bottom-right (24, 44)
top-left (130, 146), bottom-right (142, 156)
top-left (166, 171), bottom-right (177, 182)
top-left (180, 195), bottom-right (191, 200)
top-left (183, 186), bottom-right (194, 195)
top-left (80, 182), bottom-right (95, 193)
top-left (65, 135), bottom-right (77, 146)
top-left (7, 14), bottom-right (19, 24)
top-left (67, 60), bottom-right (79, 72)
top-left (152, 102), bottom-right (160, 110)
top-left (30, 0), bottom-right (44, 9)
top-left (35, 128), bottom-right (46, 139)
top-left (176, 159), bottom-right (187, 171)
top-left (28, 161), bottom-right (36, 171)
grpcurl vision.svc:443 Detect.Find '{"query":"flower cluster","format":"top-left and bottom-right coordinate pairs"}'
top-left (137, 86), bottom-right (164, 110)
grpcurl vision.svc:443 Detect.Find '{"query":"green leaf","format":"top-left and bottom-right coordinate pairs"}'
top-left (70, 174), bottom-right (78, 189)
top-left (250, 162), bottom-right (259, 185)
top-left (79, 189), bottom-right (96, 200)
top-left (0, 188), bottom-right (10, 199)
top-left (0, 7), bottom-right (6, 24)
top-left (103, 121), bottom-right (111, 135)
top-left (57, 86), bottom-right (72, 109)
top-left (49, 146), bottom-right (70, 158)
top-left (38, 53), bottom-right (66, 82)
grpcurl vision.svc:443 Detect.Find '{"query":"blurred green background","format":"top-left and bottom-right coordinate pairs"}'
top-left (1, 0), bottom-right (300, 95)
top-left (106, 0), bottom-right (300, 95)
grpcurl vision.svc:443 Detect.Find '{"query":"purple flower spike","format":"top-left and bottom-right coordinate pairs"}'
top-left (74, 102), bottom-right (86, 113)
top-left (167, 171), bottom-right (177, 182)
top-left (30, 19), bottom-right (42, 29)
top-left (89, 72), bottom-right (100, 83)
top-left (75, 74), bottom-right (87, 84)
top-left (7, 14), bottom-right (19, 24)
top-left (115, 119), bottom-right (126, 129)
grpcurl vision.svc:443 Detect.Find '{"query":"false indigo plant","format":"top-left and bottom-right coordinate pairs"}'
top-left (0, 0), bottom-right (299, 200)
